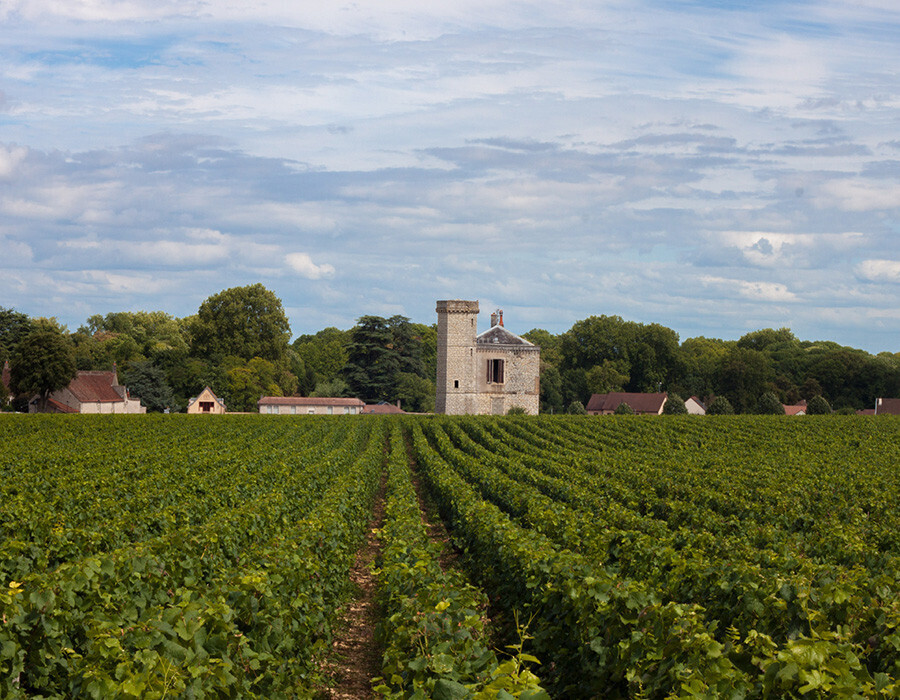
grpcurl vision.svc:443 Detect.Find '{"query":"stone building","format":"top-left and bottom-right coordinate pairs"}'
top-left (435, 300), bottom-right (540, 415)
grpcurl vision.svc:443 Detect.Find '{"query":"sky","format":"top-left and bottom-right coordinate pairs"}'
top-left (2, 0), bottom-right (900, 352)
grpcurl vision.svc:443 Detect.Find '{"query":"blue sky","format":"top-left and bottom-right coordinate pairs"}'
top-left (2, 0), bottom-right (900, 352)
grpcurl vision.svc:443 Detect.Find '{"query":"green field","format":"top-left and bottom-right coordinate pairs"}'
top-left (2, 415), bottom-right (899, 698)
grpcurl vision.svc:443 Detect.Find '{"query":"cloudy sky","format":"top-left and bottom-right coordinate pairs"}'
top-left (2, 0), bottom-right (900, 351)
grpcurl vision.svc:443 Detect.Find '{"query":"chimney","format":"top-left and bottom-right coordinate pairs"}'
top-left (490, 311), bottom-right (499, 327)
top-left (499, 309), bottom-right (504, 327)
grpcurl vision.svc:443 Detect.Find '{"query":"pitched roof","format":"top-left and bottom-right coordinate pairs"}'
top-left (586, 392), bottom-right (667, 414)
top-left (875, 398), bottom-right (900, 415)
top-left (476, 325), bottom-right (535, 347)
top-left (257, 396), bottom-right (365, 407)
top-left (67, 371), bottom-right (125, 403)
top-left (363, 403), bottom-right (406, 414)
top-left (47, 398), bottom-right (78, 413)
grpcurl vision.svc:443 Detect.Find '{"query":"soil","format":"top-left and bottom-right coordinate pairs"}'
top-left (318, 479), bottom-right (386, 700)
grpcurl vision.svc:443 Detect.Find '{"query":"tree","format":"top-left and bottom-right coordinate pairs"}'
top-left (344, 316), bottom-right (399, 401)
top-left (507, 406), bottom-right (527, 415)
top-left (226, 357), bottom-right (284, 412)
top-left (121, 361), bottom-right (176, 413)
top-left (663, 393), bottom-right (688, 415)
top-left (585, 361), bottom-right (629, 395)
top-left (567, 400), bottom-right (587, 415)
top-left (716, 347), bottom-right (774, 413)
top-left (613, 402), bottom-right (634, 415)
top-left (0, 307), bottom-right (31, 362)
top-left (191, 284), bottom-right (291, 363)
top-left (756, 391), bottom-right (785, 415)
top-left (707, 396), bottom-right (734, 415)
top-left (311, 377), bottom-right (351, 398)
top-left (292, 327), bottom-right (350, 386)
top-left (539, 365), bottom-right (564, 414)
top-left (806, 395), bottom-right (832, 415)
top-left (395, 372), bottom-right (435, 413)
top-left (10, 329), bottom-right (77, 411)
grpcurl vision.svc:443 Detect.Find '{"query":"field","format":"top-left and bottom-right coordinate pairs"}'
top-left (2, 414), bottom-right (900, 698)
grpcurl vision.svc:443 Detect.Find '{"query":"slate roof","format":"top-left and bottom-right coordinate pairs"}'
top-left (257, 396), bottom-right (365, 407)
top-left (67, 371), bottom-right (126, 403)
top-left (475, 325), bottom-right (535, 346)
top-left (586, 392), bottom-right (667, 414)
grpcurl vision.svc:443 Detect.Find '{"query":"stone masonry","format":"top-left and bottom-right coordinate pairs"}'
top-left (436, 299), bottom-right (540, 415)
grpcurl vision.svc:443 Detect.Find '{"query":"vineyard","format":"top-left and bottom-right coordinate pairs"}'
top-left (2, 414), bottom-right (900, 698)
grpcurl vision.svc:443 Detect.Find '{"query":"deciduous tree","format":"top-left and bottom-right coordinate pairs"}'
top-left (10, 329), bottom-right (77, 411)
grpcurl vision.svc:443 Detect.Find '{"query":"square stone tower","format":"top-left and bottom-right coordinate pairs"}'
top-left (435, 300), bottom-right (479, 414)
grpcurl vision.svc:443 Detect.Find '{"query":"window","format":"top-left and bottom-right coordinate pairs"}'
top-left (328, 406), bottom-right (333, 415)
top-left (344, 406), bottom-right (351, 414)
top-left (290, 405), bottom-right (297, 414)
top-left (199, 401), bottom-right (213, 413)
top-left (454, 380), bottom-right (459, 388)
top-left (308, 408), bottom-right (316, 414)
top-left (487, 358), bottom-right (504, 384)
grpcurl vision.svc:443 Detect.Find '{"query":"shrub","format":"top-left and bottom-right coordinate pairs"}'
top-left (756, 392), bottom-right (785, 415)
top-left (567, 400), bottom-right (587, 415)
top-left (614, 402), bottom-right (634, 415)
top-left (707, 396), bottom-right (734, 415)
top-left (806, 395), bottom-right (832, 415)
top-left (507, 406), bottom-right (527, 415)
top-left (662, 393), bottom-right (687, 415)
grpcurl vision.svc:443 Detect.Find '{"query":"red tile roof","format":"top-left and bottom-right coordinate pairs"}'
top-left (257, 396), bottom-right (365, 407)
top-left (47, 398), bottom-right (78, 413)
top-left (586, 392), bottom-right (667, 414)
top-left (67, 372), bottom-right (124, 403)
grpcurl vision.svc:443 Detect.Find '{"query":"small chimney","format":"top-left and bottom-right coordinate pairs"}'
top-left (499, 309), bottom-right (504, 327)
top-left (490, 311), bottom-right (499, 327)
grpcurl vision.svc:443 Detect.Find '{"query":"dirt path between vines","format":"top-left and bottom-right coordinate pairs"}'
top-left (319, 477), bottom-right (386, 700)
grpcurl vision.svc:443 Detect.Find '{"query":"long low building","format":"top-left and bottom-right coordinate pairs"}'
top-left (257, 396), bottom-right (365, 415)
top-left (30, 367), bottom-right (146, 414)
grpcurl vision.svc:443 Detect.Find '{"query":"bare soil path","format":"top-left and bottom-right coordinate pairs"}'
top-left (318, 478), bottom-right (386, 700)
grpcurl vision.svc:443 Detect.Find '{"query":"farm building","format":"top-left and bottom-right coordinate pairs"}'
top-left (435, 300), bottom-right (540, 415)
top-left (187, 387), bottom-right (226, 414)
top-left (587, 392), bottom-right (667, 415)
top-left (685, 396), bottom-right (706, 415)
top-left (29, 367), bottom-right (146, 414)
top-left (258, 396), bottom-right (365, 415)
top-left (874, 398), bottom-right (900, 415)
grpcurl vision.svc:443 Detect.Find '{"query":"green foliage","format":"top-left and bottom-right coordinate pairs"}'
top-left (507, 406), bottom-right (527, 415)
top-left (566, 400), bottom-right (586, 415)
top-left (292, 327), bottom-right (350, 386)
top-left (9, 328), bottom-right (77, 409)
top-left (191, 284), bottom-right (291, 363)
top-left (344, 315), bottom-right (433, 403)
top-left (311, 377), bottom-right (351, 398)
top-left (805, 394), bottom-right (832, 414)
top-left (395, 371), bottom-right (435, 413)
top-left (121, 361), bottom-right (176, 412)
top-left (662, 393), bottom-right (687, 414)
top-left (613, 401), bottom-right (634, 415)
top-left (716, 346), bottom-right (774, 413)
top-left (707, 395), bottom-right (734, 414)
top-left (0, 306), bottom-right (31, 362)
top-left (756, 391), bottom-right (786, 415)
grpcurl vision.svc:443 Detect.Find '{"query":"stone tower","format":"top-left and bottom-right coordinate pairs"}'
top-left (435, 300), bottom-right (479, 414)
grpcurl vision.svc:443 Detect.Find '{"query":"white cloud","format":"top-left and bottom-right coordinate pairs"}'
top-left (285, 252), bottom-right (335, 279)
top-left (701, 275), bottom-right (799, 303)
top-left (816, 180), bottom-right (900, 212)
top-left (857, 259), bottom-right (900, 283)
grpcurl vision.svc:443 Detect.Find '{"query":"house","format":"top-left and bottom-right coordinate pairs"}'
top-left (363, 401), bottom-right (406, 415)
top-left (685, 396), bottom-right (706, 415)
top-left (435, 301), bottom-right (540, 415)
top-left (874, 398), bottom-right (900, 415)
top-left (586, 392), bottom-right (667, 415)
top-left (30, 366), bottom-right (146, 414)
top-left (187, 387), bottom-right (226, 414)
top-left (783, 400), bottom-right (807, 416)
top-left (257, 396), bottom-right (365, 415)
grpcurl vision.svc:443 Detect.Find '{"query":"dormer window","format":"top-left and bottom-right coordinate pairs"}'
top-left (487, 359), bottom-right (504, 384)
